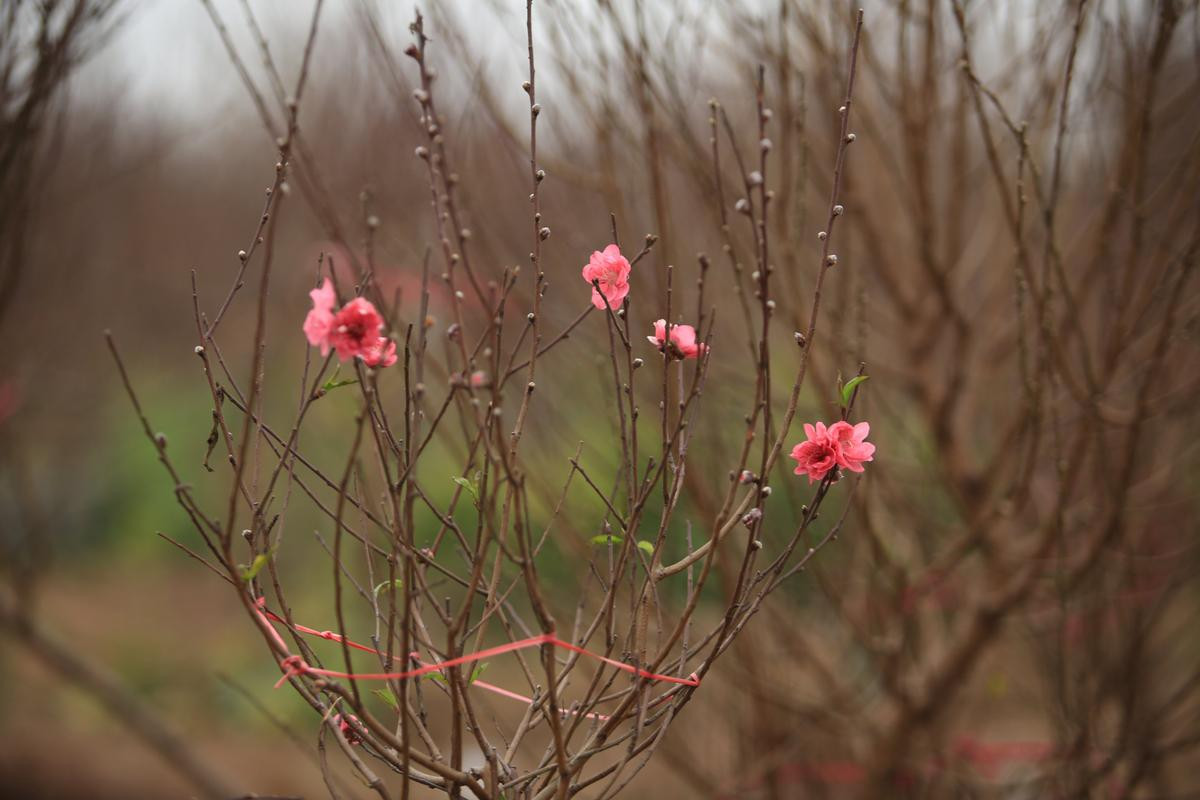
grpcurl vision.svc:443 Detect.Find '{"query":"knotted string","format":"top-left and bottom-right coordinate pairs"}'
top-left (254, 599), bottom-right (698, 719)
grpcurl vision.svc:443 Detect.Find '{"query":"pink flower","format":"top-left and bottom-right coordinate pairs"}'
top-left (303, 279), bottom-right (396, 368)
top-left (328, 297), bottom-right (385, 360)
top-left (789, 420), bottom-right (874, 483)
top-left (827, 420), bottom-right (875, 473)
top-left (647, 319), bottom-right (707, 359)
top-left (361, 336), bottom-right (398, 368)
top-left (334, 713), bottom-right (363, 746)
top-left (581, 244), bottom-right (631, 310)
top-left (303, 279), bottom-right (337, 354)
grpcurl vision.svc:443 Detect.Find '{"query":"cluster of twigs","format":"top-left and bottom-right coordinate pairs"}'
top-left (4, 1), bottom-right (1196, 798)
top-left (102, 3), bottom-right (870, 799)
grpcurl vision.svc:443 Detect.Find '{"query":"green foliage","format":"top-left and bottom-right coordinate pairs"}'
top-left (322, 365), bottom-right (357, 392)
top-left (426, 661), bottom-right (488, 686)
top-left (452, 472), bottom-right (482, 507)
top-left (240, 552), bottom-right (270, 581)
top-left (590, 534), bottom-right (654, 555)
top-left (373, 687), bottom-right (399, 710)
top-left (839, 374), bottom-right (870, 409)
top-left (372, 578), bottom-right (404, 598)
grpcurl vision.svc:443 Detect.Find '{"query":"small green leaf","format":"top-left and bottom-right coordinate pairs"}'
top-left (322, 366), bottom-right (358, 393)
top-left (591, 534), bottom-right (624, 547)
top-left (840, 375), bottom-right (870, 408)
top-left (373, 578), bottom-right (403, 599)
top-left (241, 553), bottom-right (270, 581)
top-left (452, 475), bottom-right (480, 505)
top-left (637, 540), bottom-right (655, 556)
top-left (425, 664), bottom-right (488, 686)
top-left (373, 688), bottom-right (399, 710)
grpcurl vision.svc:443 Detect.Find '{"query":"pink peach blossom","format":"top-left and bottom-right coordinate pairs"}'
top-left (334, 713), bottom-right (363, 746)
top-left (582, 244), bottom-right (631, 310)
top-left (361, 336), bottom-right (398, 368)
top-left (328, 297), bottom-right (385, 361)
top-left (303, 279), bottom-right (396, 368)
top-left (826, 420), bottom-right (875, 473)
top-left (303, 279), bottom-right (337, 354)
top-left (789, 420), bottom-right (874, 483)
top-left (647, 319), bottom-right (707, 359)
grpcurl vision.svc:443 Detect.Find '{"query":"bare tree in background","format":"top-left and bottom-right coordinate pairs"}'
top-left (1, 0), bottom-right (1196, 798)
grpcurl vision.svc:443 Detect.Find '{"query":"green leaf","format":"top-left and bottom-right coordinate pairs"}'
top-left (840, 375), bottom-right (870, 408)
top-left (425, 663), bottom-right (488, 686)
top-left (240, 553), bottom-right (270, 582)
top-left (452, 474), bottom-right (481, 505)
top-left (322, 365), bottom-right (358, 393)
top-left (373, 688), bottom-right (399, 710)
top-left (591, 536), bottom-right (653, 556)
top-left (373, 578), bottom-right (403, 599)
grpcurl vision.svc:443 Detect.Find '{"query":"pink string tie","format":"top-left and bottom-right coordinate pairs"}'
top-left (255, 598), bottom-right (700, 717)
